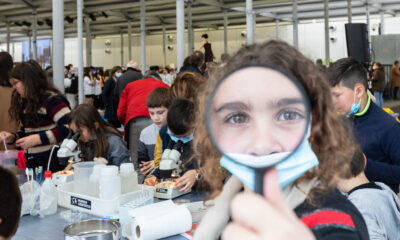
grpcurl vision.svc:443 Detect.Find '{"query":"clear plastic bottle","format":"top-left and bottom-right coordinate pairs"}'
top-left (120, 163), bottom-right (139, 194)
top-left (40, 171), bottom-right (58, 215)
top-left (99, 166), bottom-right (121, 200)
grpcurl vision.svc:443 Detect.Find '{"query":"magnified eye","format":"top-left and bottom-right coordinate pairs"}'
top-left (277, 110), bottom-right (303, 122)
top-left (224, 112), bottom-right (249, 125)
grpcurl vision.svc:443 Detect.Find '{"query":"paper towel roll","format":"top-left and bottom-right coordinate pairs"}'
top-left (129, 200), bottom-right (192, 240)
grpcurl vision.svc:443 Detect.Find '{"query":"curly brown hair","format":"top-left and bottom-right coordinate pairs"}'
top-left (193, 40), bottom-right (355, 203)
top-left (171, 72), bottom-right (205, 103)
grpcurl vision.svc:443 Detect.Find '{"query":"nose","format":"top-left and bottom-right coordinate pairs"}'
top-left (246, 120), bottom-right (283, 156)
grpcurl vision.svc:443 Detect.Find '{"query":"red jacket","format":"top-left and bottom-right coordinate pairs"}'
top-left (117, 78), bottom-right (169, 126)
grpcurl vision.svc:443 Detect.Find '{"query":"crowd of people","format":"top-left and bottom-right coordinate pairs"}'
top-left (1, 33), bottom-right (400, 240)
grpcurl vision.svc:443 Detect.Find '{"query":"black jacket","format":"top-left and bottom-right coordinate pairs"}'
top-left (178, 64), bottom-right (202, 75)
top-left (103, 77), bottom-right (118, 123)
top-left (113, 68), bottom-right (143, 111)
top-left (65, 75), bottom-right (78, 94)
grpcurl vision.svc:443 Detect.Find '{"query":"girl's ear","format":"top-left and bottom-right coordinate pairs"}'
top-left (94, 122), bottom-right (100, 129)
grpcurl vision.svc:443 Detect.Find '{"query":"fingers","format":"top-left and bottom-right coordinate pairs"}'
top-left (222, 222), bottom-right (259, 240)
top-left (263, 168), bottom-right (296, 218)
top-left (230, 191), bottom-right (283, 234)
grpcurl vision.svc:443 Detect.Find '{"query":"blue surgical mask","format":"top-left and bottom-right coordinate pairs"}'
top-left (347, 91), bottom-right (361, 117)
top-left (167, 130), bottom-right (194, 144)
top-left (220, 125), bottom-right (319, 191)
top-left (116, 73), bottom-right (122, 78)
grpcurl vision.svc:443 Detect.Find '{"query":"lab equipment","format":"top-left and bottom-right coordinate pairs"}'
top-left (120, 163), bottom-right (139, 194)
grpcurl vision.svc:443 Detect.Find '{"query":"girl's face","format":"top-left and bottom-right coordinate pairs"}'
top-left (210, 67), bottom-right (307, 156)
top-left (69, 122), bottom-right (93, 143)
top-left (11, 78), bottom-right (25, 97)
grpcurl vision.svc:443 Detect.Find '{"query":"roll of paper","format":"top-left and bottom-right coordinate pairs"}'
top-left (129, 200), bottom-right (192, 240)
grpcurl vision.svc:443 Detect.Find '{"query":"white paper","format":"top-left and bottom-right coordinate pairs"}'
top-left (127, 200), bottom-right (192, 240)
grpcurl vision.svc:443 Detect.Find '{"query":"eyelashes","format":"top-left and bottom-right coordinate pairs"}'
top-left (276, 109), bottom-right (304, 122)
top-left (222, 109), bottom-right (304, 126)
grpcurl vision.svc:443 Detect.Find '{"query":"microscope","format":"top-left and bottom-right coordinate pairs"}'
top-left (53, 132), bottom-right (81, 186)
top-left (154, 140), bottom-right (192, 199)
top-left (57, 132), bottom-right (81, 165)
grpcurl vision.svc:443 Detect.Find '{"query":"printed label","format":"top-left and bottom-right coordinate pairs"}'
top-left (156, 188), bottom-right (168, 193)
top-left (71, 196), bottom-right (91, 210)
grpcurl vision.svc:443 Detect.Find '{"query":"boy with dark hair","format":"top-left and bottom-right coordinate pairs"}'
top-left (0, 167), bottom-right (22, 240)
top-left (328, 57), bottom-right (400, 193)
top-left (145, 99), bottom-right (199, 191)
top-left (337, 146), bottom-right (400, 239)
top-left (137, 88), bottom-right (172, 182)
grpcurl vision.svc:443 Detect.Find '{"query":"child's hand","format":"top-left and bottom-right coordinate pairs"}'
top-left (140, 160), bottom-right (154, 175)
top-left (93, 157), bottom-right (108, 164)
top-left (174, 170), bottom-right (196, 192)
top-left (222, 168), bottom-right (315, 240)
top-left (15, 134), bottom-right (41, 149)
top-left (144, 175), bottom-right (157, 186)
top-left (0, 131), bottom-right (14, 143)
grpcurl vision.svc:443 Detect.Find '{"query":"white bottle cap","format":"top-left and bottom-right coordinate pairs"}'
top-left (120, 163), bottom-right (134, 173)
top-left (92, 164), bottom-right (106, 176)
top-left (100, 166), bottom-right (118, 177)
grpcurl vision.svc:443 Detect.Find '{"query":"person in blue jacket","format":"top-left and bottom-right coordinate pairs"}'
top-left (328, 57), bottom-right (400, 193)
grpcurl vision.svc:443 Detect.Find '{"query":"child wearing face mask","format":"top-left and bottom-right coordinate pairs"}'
top-left (67, 104), bottom-right (130, 167)
top-left (144, 99), bottom-right (199, 192)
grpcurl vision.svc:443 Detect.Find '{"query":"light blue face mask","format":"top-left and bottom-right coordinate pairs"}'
top-left (167, 129), bottom-right (194, 144)
top-left (347, 91), bottom-right (361, 117)
top-left (219, 125), bottom-right (319, 191)
top-left (116, 72), bottom-right (122, 78)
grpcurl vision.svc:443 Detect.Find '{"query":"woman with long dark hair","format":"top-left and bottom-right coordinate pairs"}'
top-left (0, 60), bottom-right (71, 171)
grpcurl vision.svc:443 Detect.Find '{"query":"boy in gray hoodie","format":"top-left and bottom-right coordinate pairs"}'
top-left (338, 145), bottom-right (400, 240)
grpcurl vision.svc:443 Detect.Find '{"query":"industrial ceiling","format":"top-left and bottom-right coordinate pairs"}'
top-left (0, 0), bottom-right (399, 41)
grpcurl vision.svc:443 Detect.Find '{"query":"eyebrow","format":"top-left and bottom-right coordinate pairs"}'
top-left (271, 98), bottom-right (304, 108)
top-left (215, 98), bottom-right (304, 113)
top-left (215, 101), bottom-right (251, 113)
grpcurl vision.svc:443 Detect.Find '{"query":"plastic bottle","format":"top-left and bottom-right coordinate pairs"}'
top-left (99, 166), bottom-right (121, 200)
top-left (120, 163), bottom-right (139, 194)
top-left (40, 171), bottom-right (58, 215)
top-left (89, 164), bottom-right (106, 197)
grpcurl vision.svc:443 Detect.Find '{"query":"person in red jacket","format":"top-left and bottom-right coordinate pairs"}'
top-left (117, 71), bottom-right (169, 170)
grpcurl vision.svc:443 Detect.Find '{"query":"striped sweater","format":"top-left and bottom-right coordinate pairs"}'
top-left (16, 92), bottom-right (71, 154)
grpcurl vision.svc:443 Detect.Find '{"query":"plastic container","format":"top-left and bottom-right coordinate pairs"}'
top-left (57, 182), bottom-right (154, 217)
top-left (40, 171), bottom-right (58, 215)
top-left (120, 163), bottom-right (138, 194)
top-left (0, 150), bottom-right (18, 169)
top-left (73, 162), bottom-right (99, 194)
top-left (89, 164), bottom-right (106, 197)
top-left (99, 166), bottom-right (121, 200)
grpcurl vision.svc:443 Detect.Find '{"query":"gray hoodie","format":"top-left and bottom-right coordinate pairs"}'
top-left (348, 182), bottom-right (400, 240)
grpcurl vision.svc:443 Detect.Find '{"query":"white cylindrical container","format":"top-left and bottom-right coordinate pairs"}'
top-left (120, 163), bottom-right (138, 194)
top-left (89, 164), bottom-right (106, 197)
top-left (40, 171), bottom-right (57, 215)
top-left (99, 166), bottom-right (121, 200)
